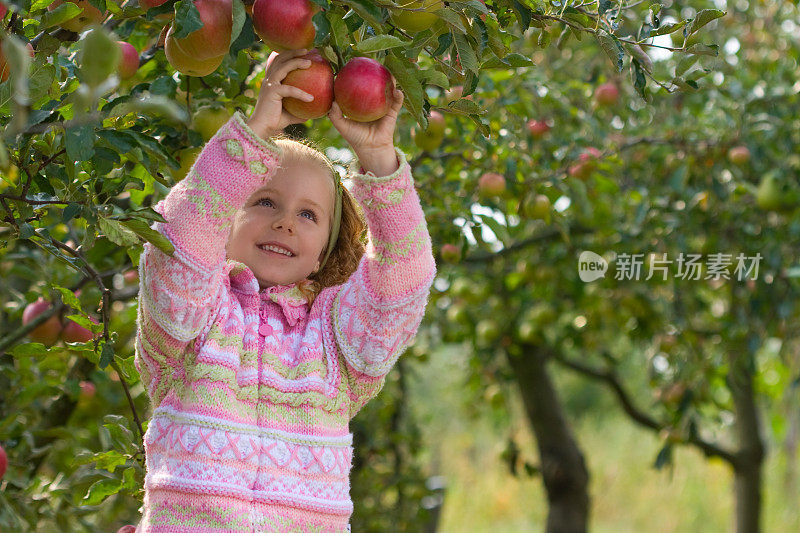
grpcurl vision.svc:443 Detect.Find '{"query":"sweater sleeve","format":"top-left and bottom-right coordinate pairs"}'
top-left (331, 147), bottom-right (437, 420)
top-left (134, 111), bottom-right (282, 403)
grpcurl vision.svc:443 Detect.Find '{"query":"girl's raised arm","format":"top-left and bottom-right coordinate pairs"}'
top-left (135, 113), bottom-right (282, 400)
top-left (329, 147), bottom-right (437, 420)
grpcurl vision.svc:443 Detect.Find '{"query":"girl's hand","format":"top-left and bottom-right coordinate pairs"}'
top-left (328, 84), bottom-right (404, 171)
top-left (246, 49), bottom-right (316, 139)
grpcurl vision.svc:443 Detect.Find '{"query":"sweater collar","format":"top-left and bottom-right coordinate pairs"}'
top-left (226, 259), bottom-right (310, 327)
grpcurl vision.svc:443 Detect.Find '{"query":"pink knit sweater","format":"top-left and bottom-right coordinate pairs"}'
top-left (133, 111), bottom-right (436, 532)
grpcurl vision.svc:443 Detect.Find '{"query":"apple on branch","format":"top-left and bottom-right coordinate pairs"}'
top-left (526, 119), bottom-right (550, 139)
top-left (47, 0), bottom-right (107, 33)
top-left (117, 41), bottom-right (140, 80)
top-left (22, 298), bottom-right (63, 347)
top-left (594, 82), bottom-right (619, 107)
top-left (333, 57), bottom-right (394, 122)
top-left (440, 243), bottom-right (460, 263)
top-left (176, 0), bottom-right (232, 60)
top-left (164, 25), bottom-right (226, 77)
top-left (412, 111), bottom-right (446, 151)
top-left (389, 0), bottom-right (444, 33)
top-left (192, 104), bottom-right (233, 141)
top-left (252, 0), bottom-right (317, 51)
top-left (728, 145), bottom-right (751, 166)
top-left (266, 49), bottom-right (334, 120)
top-left (478, 172), bottom-right (506, 198)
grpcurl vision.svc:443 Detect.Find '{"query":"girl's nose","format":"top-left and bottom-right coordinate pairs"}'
top-left (272, 213), bottom-right (294, 233)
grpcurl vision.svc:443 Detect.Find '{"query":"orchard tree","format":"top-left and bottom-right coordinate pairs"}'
top-left (0, 0), bottom-right (725, 530)
top-left (353, 2), bottom-right (797, 532)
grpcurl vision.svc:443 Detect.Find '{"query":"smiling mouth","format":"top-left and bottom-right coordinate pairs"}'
top-left (257, 244), bottom-right (295, 257)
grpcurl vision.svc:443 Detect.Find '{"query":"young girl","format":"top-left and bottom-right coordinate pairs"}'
top-left (133, 48), bottom-right (437, 532)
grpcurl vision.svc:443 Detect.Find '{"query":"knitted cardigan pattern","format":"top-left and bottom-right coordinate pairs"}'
top-left (133, 111), bottom-right (437, 532)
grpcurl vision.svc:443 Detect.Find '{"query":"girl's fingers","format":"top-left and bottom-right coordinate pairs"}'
top-left (268, 57), bottom-right (313, 84)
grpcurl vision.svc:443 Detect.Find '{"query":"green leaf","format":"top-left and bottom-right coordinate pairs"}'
top-left (62, 203), bottom-right (82, 223)
top-left (230, 0), bottom-right (246, 46)
top-left (98, 217), bottom-right (139, 247)
top-left (385, 54), bottom-right (426, 127)
top-left (675, 54), bottom-right (699, 77)
top-left (120, 218), bottom-right (175, 255)
top-left (65, 314), bottom-right (102, 336)
top-left (476, 213), bottom-right (510, 243)
top-left (8, 342), bottom-right (52, 357)
top-left (596, 31), bottom-right (624, 72)
top-left (431, 32), bottom-right (452, 57)
top-left (631, 59), bottom-right (647, 99)
top-left (481, 52), bottom-right (533, 69)
top-left (353, 34), bottom-right (408, 53)
top-left (99, 342), bottom-right (115, 369)
top-left (342, 0), bottom-right (385, 27)
top-left (81, 478), bottom-right (122, 506)
top-left (312, 10), bottom-right (331, 47)
top-left (510, 0), bottom-right (531, 31)
top-left (452, 32), bottom-right (479, 72)
top-left (447, 98), bottom-right (484, 115)
top-left (174, 0), bottom-right (204, 39)
top-left (105, 94), bottom-right (189, 124)
top-left (51, 284), bottom-right (84, 313)
top-left (649, 20), bottom-right (686, 37)
top-left (685, 43), bottom-right (719, 56)
top-left (328, 10), bottom-right (349, 51)
top-left (65, 124), bottom-right (95, 162)
top-left (418, 68), bottom-right (449, 88)
top-left (686, 9), bottom-right (725, 35)
top-left (39, 3), bottom-right (82, 29)
top-left (435, 8), bottom-right (468, 34)
top-left (78, 26), bottom-right (121, 89)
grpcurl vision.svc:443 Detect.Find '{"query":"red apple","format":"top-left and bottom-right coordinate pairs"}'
top-left (168, 0), bottom-right (232, 61)
top-left (569, 148), bottom-right (601, 179)
top-left (334, 57), bottom-right (394, 122)
top-left (117, 41), bottom-right (139, 80)
top-left (79, 380), bottom-right (96, 399)
top-left (0, 444), bottom-right (6, 480)
top-left (728, 145), bottom-right (750, 165)
top-left (116, 526), bottom-right (137, 533)
top-left (165, 25), bottom-right (226, 77)
top-left (277, 49), bottom-right (334, 120)
top-left (389, 0), bottom-right (444, 33)
top-left (594, 82), bottom-right (619, 107)
top-left (140, 0), bottom-right (169, 8)
top-left (123, 268), bottom-right (139, 283)
top-left (61, 315), bottom-right (99, 343)
top-left (22, 298), bottom-right (63, 347)
top-left (47, 0), bottom-right (107, 32)
top-left (478, 172), bottom-right (506, 197)
top-left (412, 111), bottom-right (446, 151)
top-left (252, 0), bottom-right (317, 51)
top-left (0, 41), bottom-right (34, 83)
top-left (0, 2), bottom-right (7, 19)
top-left (526, 119), bottom-right (550, 139)
top-left (440, 243), bottom-right (460, 263)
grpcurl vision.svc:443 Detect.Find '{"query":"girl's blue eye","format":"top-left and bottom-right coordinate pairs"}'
top-left (258, 198), bottom-right (316, 221)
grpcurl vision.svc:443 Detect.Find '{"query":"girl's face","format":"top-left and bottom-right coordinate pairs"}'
top-left (225, 159), bottom-right (335, 290)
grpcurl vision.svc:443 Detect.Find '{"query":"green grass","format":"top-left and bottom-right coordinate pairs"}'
top-left (406, 344), bottom-right (800, 532)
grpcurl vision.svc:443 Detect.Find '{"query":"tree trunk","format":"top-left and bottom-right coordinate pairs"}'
top-left (504, 345), bottom-right (590, 533)
top-left (728, 344), bottom-right (766, 533)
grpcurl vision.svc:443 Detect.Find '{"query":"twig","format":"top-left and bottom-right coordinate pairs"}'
top-left (550, 350), bottom-right (737, 464)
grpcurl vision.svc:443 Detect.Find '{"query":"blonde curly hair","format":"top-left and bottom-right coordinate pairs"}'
top-left (272, 136), bottom-right (367, 307)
